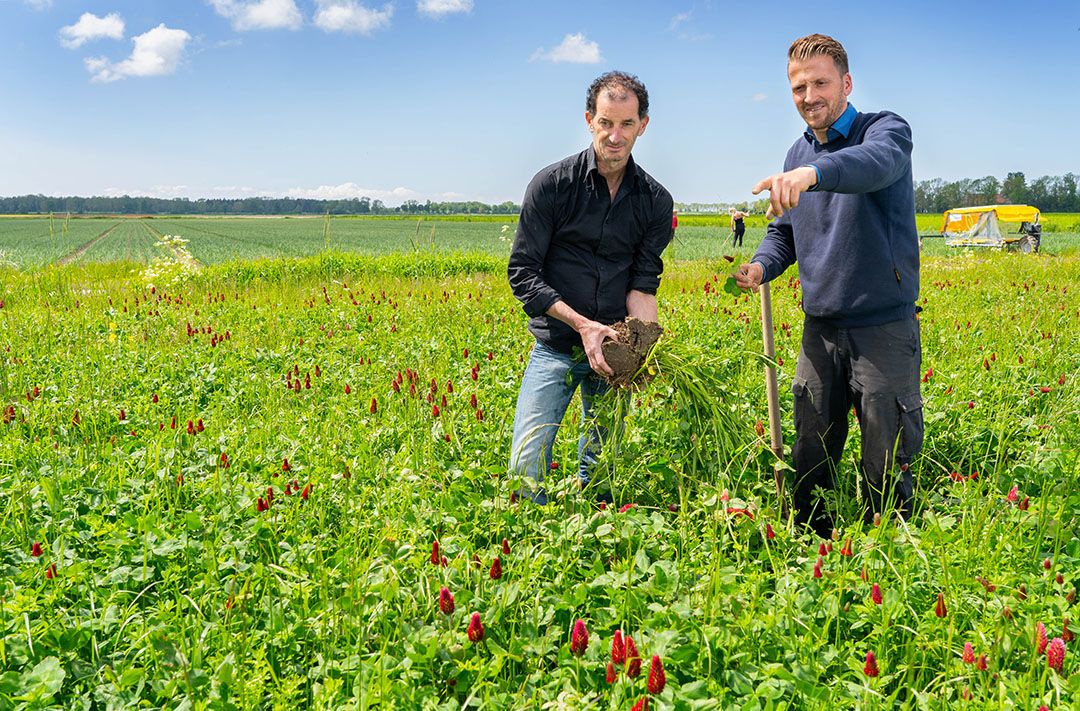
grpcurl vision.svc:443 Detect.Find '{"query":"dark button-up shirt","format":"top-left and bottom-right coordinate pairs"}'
top-left (508, 146), bottom-right (674, 353)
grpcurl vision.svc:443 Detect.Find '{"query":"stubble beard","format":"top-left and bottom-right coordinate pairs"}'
top-left (801, 99), bottom-right (843, 131)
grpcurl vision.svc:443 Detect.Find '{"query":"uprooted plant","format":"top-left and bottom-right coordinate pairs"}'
top-left (585, 317), bottom-right (745, 501)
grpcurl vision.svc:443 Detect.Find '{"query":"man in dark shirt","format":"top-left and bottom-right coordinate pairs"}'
top-left (507, 71), bottom-right (674, 504)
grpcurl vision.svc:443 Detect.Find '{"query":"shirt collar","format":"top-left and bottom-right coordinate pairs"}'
top-left (804, 103), bottom-right (856, 145)
top-left (585, 144), bottom-right (639, 187)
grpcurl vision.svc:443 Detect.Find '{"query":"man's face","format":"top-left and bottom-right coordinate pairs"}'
top-left (586, 92), bottom-right (648, 168)
top-left (788, 54), bottom-right (852, 132)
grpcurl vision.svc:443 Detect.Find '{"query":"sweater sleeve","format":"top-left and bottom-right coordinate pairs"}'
top-left (507, 171), bottom-right (561, 317)
top-left (752, 210), bottom-right (796, 284)
top-left (808, 112), bottom-right (912, 194)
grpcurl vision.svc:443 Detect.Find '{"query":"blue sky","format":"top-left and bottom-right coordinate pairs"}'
top-left (1, 0), bottom-right (1077, 205)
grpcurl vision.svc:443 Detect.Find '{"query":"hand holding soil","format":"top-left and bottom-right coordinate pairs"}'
top-left (579, 320), bottom-right (619, 376)
top-left (600, 317), bottom-right (664, 387)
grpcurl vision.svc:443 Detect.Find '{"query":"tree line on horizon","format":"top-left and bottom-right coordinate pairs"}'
top-left (683, 172), bottom-right (1080, 215)
top-left (1, 172), bottom-right (1077, 216)
top-left (0, 195), bottom-right (520, 216)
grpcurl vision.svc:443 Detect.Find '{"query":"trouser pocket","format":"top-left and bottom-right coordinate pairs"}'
top-left (896, 391), bottom-right (924, 465)
top-left (792, 376), bottom-right (810, 433)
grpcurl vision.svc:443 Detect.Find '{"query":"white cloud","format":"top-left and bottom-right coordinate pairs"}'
top-left (95, 184), bottom-right (485, 205)
top-left (60, 13), bottom-right (125, 49)
top-left (752, 92), bottom-right (767, 102)
top-left (285, 183), bottom-right (418, 201)
top-left (530, 33), bottom-right (602, 64)
top-left (669, 10), bottom-right (711, 42)
top-left (668, 12), bottom-right (691, 31)
top-left (86, 24), bottom-right (192, 83)
top-left (211, 185), bottom-right (262, 196)
top-left (314, 1), bottom-right (393, 35)
top-left (24, 0), bottom-right (53, 10)
top-left (101, 185), bottom-right (190, 198)
top-left (208, 0), bottom-right (302, 31)
top-left (417, 0), bottom-right (472, 18)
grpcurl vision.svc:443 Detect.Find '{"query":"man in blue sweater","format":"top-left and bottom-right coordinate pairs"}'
top-left (735, 34), bottom-right (923, 537)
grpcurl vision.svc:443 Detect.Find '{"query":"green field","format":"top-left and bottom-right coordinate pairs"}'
top-left (1, 214), bottom-right (1078, 708)
top-left (0, 218), bottom-right (120, 268)
top-left (1, 214), bottom-right (1078, 267)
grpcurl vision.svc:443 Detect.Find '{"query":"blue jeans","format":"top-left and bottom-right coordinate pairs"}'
top-left (509, 341), bottom-right (610, 504)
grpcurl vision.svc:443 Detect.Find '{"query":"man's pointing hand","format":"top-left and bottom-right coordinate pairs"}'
top-left (752, 166), bottom-right (818, 219)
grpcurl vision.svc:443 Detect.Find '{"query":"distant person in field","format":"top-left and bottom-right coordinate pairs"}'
top-left (671, 208), bottom-right (679, 237)
top-left (507, 71), bottom-right (674, 505)
top-left (730, 208), bottom-right (748, 247)
top-left (735, 34), bottom-right (923, 537)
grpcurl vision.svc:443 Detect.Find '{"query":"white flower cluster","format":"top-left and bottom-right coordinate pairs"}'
top-left (143, 234), bottom-right (197, 290)
top-left (154, 233), bottom-right (189, 249)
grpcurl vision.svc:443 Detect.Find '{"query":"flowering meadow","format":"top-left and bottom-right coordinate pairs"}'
top-left (1, 237), bottom-right (1078, 709)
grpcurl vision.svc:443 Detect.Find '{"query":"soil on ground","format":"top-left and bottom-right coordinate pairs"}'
top-left (601, 317), bottom-right (663, 387)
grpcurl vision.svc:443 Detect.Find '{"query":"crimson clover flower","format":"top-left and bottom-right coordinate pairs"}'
top-left (611, 629), bottom-right (626, 665)
top-left (1047, 637), bottom-right (1066, 672)
top-left (438, 587), bottom-right (455, 615)
top-left (863, 651), bottom-right (879, 677)
top-left (625, 635), bottom-right (641, 677)
top-left (647, 655), bottom-right (666, 694)
top-left (466, 613), bottom-right (484, 643)
top-left (570, 619), bottom-right (588, 656)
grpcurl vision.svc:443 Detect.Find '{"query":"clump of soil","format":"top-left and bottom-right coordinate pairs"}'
top-left (602, 317), bottom-right (663, 387)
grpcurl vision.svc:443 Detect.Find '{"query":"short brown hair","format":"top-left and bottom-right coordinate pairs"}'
top-left (586, 71), bottom-right (649, 119)
top-left (788, 34), bottom-right (848, 76)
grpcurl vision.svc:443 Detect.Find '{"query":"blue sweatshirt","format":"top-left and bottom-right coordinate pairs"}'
top-left (752, 108), bottom-right (919, 327)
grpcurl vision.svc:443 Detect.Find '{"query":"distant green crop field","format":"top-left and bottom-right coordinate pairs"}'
top-left (683, 213), bottom-right (1080, 233)
top-left (670, 226), bottom-right (1080, 261)
top-left (0, 217), bottom-right (119, 267)
top-left (147, 217), bottom-right (515, 264)
top-left (70, 221), bottom-right (159, 264)
top-left (0, 215), bottom-right (1077, 267)
top-left (914, 213), bottom-right (1080, 233)
top-left (1040, 213), bottom-right (1080, 232)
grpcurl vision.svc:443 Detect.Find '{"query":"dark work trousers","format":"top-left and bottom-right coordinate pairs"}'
top-left (791, 315), bottom-right (924, 537)
top-left (732, 227), bottom-right (744, 246)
